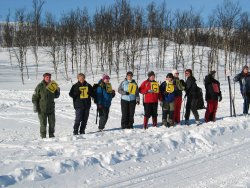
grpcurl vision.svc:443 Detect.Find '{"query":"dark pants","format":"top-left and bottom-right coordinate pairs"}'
top-left (185, 96), bottom-right (199, 121)
top-left (243, 94), bottom-right (250, 114)
top-left (74, 108), bottom-right (90, 135)
top-left (144, 103), bottom-right (158, 118)
top-left (121, 99), bottom-right (136, 129)
top-left (99, 107), bottom-right (110, 130)
top-left (38, 112), bottom-right (55, 138)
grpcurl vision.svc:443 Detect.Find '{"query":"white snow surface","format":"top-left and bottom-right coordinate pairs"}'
top-left (0, 47), bottom-right (250, 188)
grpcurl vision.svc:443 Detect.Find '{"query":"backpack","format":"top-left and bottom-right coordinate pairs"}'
top-left (196, 86), bottom-right (206, 110)
top-left (92, 83), bottom-right (100, 104)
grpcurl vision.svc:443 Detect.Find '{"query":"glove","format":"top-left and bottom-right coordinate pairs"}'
top-left (98, 105), bottom-right (103, 110)
top-left (147, 90), bottom-right (153, 93)
top-left (218, 96), bottom-right (222, 102)
top-left (125, 91), bottom-right (130, 95)
top-left (33, 105), bottom-right (38, 113)
top-left (136, 101), bottom-right (140, 105)
top-left (112, 90), bottom-right (116, 98)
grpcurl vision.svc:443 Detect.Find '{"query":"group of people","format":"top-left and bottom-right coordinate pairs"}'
top-left (33, 65), bottom-right (250, 138)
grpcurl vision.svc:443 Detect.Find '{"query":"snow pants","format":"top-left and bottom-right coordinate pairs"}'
top-left (205, 99), bottom-right (218, 122)
top-left (73, 108), bottom-right (90, 135)
top-left (38, 112), bottom-right (55, 138)
top-left (173, 96), bottom-right (182, 124)
top-left (121, 99), bottom-right (136, 129)
top-left (143, 103), bottom-right (158, 129)
top-left (98, 107), bottom-right (110, 130)
top-left (162, 101), bottom-right (174, 127)
top-left (184, 96), bottom-right (199, 121)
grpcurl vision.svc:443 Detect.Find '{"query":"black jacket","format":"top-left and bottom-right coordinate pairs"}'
top-left (185, 76), bottom-right (198, 97)
top-left (204, 74), bottom-right (222, 101)
top-left (69, 81), bottom-right (94, 109)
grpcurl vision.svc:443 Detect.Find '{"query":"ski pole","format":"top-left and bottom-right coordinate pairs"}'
top-left (95, 107), bottom-right (99, 124)
top-left (181, 96), bottom-right (186, 125)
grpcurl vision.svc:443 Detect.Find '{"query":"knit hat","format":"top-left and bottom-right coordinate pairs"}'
top-left (166, 73), bottom-right (174, 79)
top-left (147, 71), bottom-right (155, 77)
top-left (172, 69), bottom-right (178, 75)
top-left (43, 73), bottom-right (51, 77)
top-left (102, 74), bottom-right (110, 80)
top-left (210, 70), bottom-right (216, 75)
top-left (126, 71), bottom-right (133, 76)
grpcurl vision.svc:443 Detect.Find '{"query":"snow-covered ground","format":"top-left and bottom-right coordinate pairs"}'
top-left (0, 46), bottom-right (250, 188)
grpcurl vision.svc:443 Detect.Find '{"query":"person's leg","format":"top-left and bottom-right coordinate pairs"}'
top-left (168, 102), bottom-right (175, 126)
top-left (191, 99), bottom-right (200, 122)
top-left (152, 103), bottom-right (158, 127)
top-left (38, 112), bottom-right (47, 138)
top-left (205, 100), bottom-right (213, 122)
top-left (184, 97), bottom-right (191, 124)
top-left (99, 107), bottom-right (110, 130)
top-left (174, 96), bottom-right (182, 123)
top-left (73, 108), bottom-right (82, 135)
top-left (128, 101), bottom-right (136, 129)
top-left (48, 112), bottom-right (55, 137)
top-left (121, 99), bottom-right (129, 129)
top-left (143, 103), bottom-right (151, 129)
top-left (79, 108), bottom-right (90, 134)
top-left (211, 100), bottom-right (218, 122)
top-left (162, 102), bottom-right (168, 126)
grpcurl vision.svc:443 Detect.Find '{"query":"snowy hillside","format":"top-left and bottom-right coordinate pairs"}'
top-left (0, 46), bottom-right (250, 188)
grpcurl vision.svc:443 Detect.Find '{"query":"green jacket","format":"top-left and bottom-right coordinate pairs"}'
top-left (32, 80), bottom-right (60, 113)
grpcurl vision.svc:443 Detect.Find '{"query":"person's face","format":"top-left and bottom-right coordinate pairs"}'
top-left (243, 68), bottom-right (249, 74)
top-left (174, 72), bottom-right (179, 78)
top-left (126, 74), bottom-right (133, 81)
top-left (104, 78), bottom-right (110, 83)
top-left (185, 71), bottom-right (190, 77)
top-left (166, 77), bottom-right (173, 82)
top-left (44, 76), bottom-right (51, 83)
top-left (78, 75), bottom-right (85, 83)
top-left (149, 75), bottom-right (155, 81)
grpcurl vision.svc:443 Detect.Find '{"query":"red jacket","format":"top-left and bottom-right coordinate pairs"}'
top-left (139, 79), bottom-right (161, 103)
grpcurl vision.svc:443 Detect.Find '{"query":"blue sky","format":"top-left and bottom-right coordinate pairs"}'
top-left (0, 0), bottom-right (249, 21)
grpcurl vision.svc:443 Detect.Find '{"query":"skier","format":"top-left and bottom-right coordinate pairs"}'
top-left (184, 69), bottom-right (200, 125)
top-left (95, 74), bottom-right (115, 131)
top-left (69, 73), bottom-right (94, 135)
top-left (160, 73), bottom-right (176, 127)
top-left (139, 71), bottom-right (161, 129)
top-left (234, 65), bottom-right (250, 116)
top-left (118, 71), bottom-right (140, 129)
top-left (32, 73), bottom-right (60, 138)
top-left (204, 71), bottom-right (222, 122)
top-left (172, 69), bottom-right (185, 125)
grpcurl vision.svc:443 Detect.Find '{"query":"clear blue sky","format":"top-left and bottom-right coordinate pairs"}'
top-left (0, 0), bottom-right (249, 22)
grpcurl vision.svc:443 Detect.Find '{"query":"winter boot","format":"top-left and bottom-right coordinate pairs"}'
top-left (143, 116), bottom-right (148, 129)
top-left (152, 117), bottom-right (157, 127)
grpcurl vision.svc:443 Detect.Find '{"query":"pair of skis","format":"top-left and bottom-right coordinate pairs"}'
top-left (227, 76), bottom-right (236, 117)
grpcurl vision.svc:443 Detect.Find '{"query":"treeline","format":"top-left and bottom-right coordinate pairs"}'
top-left (1, 0), bottom-right (250, 84)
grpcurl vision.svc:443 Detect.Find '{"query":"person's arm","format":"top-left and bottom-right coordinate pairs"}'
top-left (32, 85), bottom-right (40, 113)
top-left (118, 81), bottom-right (127, 95)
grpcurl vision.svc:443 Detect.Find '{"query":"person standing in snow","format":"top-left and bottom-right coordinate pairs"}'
top-left (204, 71), bottom-right (222, 122)
top-left (234, 65), bottom-right (250, 116)
top-left (139, 71), bottom-right (161, 129)
top-left (184, 69), bottom-right (200, 125)
top-left (160, 73), bottom-right (176, 127)
top-left (118, 71), bottom-right (140, 129)
top-left (172, 69), bottom-right (185, 125)
top-left (95, 74), bottom-right (115, 131)
top-left (32, 73), bottom-right (60, 138)
top-left (69, 73), bottom-right (94, 135)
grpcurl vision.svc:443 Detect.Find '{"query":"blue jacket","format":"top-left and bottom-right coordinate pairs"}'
top-left (234, 72), bottom-right (250, 95)
top-left (118, 79), bottom-right (140, 102)
top-left (96, 80), bottom-right (113, 108)
top-left (160, 81), bottom-right (175, 103)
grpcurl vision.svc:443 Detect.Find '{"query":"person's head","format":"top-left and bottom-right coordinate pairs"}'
top-left (166, 73), bottom-right (174, 82)
top-left (185, 69), bottom-right (192, 77)
top-left (102, 74), bottom-right (110, 83)
top-left (210, 70), bottom-right (216, 77)
top-left (172, 69), bottom-right (179, 78)
top-left (147, 71), bottom-right (155, 81)
top-left (77, 73), bottom-right (85, 83)
top-left (126, 71), bottom-right (133, 81)
top-left (243, 65), bottom-right (249, 74)
top-left (43, 73), bottom-right (51, 83)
